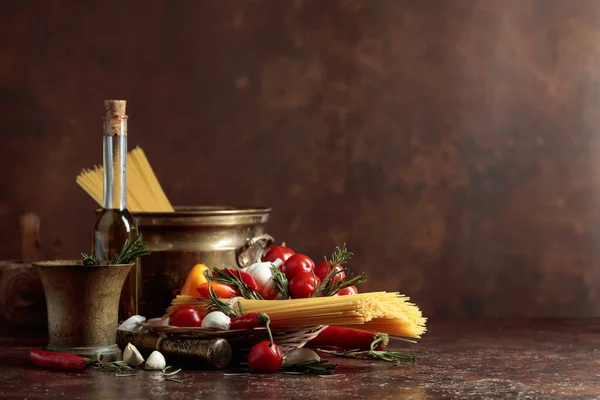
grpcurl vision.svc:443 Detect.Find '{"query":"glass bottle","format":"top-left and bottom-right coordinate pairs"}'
top-left (92, 100), bottom-right (139, 320)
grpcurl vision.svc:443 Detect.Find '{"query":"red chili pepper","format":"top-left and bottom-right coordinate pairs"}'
top-left (230, 312), bottom-right (270, 330)
top-left (215, 268), bottom-right (259, 292)
top-left (29, 348), bottom-right (87, 372)
top-left (306, 327), bottom-right (389, 351)
top-left (196, 282), bottom-right (239, 298)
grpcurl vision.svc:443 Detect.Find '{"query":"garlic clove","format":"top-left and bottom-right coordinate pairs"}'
top-left (200, 311), bottom-right (231, 330)
top-left (282, 348), bottom-right (321, 367)
top-left (122, 343), bottom-right (145, 367)
top-left (118, 315), bottom-right (146, 332)
top-left (144, 350), bottom-right (166, 370)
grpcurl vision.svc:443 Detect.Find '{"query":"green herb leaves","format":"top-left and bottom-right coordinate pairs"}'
top-left (112, 234), bottom-right (151, 265)
top-left (313, 244), bottom-right (367, 297)
top-left (80, 234), bottom-right (150, 266)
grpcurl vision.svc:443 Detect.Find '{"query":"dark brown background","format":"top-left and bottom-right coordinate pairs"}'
top-left (2, 0), bottom-right (600, 318)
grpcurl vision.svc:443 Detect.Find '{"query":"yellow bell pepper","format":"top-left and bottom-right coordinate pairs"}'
top-left (180, 264), bottom-right (210, 296)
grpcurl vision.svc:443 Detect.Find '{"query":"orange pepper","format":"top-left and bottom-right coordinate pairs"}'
top-left (180, 264), bottom-right (210, 296)
top-left (196, 282), bottom-right (239, 299)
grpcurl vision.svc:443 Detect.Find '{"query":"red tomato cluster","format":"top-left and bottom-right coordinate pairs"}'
top-left (262, 244), bottom-right (358, 299)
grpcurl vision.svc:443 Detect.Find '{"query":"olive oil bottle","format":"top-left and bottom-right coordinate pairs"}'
top-left (93, 100), bottom-right (138, 319)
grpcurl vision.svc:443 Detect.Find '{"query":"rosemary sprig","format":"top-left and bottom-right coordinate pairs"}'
top-left (318, 348), bottom-right (415, 362)
top-left (80, 234), bottom-right (150, 266)
top-left (282, 360), bottom-right (338, 375)
top-left (330, 243), bottom-right (353, 266)
top-left (317, 336), bottom-right (415, 362)
top-left (86, 360), bottom-right (134, 373)
top-left (112, 234), bottom-right (151, 265)
top-left (200, 285), bottom-right (240, 317)
top-left (81, 251), bottom-right (101, 265)
top-left (209, 268), bottom-right (263, 300)
top-left (312, 244), bottom-right (367, 297)
top-left (270, 264), bottom-right (290, 299)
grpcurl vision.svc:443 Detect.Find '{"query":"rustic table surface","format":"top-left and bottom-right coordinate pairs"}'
top-left (0, 319), bottom-right (598, 399)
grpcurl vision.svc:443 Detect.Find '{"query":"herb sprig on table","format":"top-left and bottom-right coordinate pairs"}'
top-left (81, 234), bottom-right (150, 265)
top-left (312, 244), bottom-right (367, 297)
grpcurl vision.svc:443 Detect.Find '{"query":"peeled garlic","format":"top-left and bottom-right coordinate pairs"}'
top-left (144, 350), bottom-right (166, 370)
top-left (201, 311), bottom-right (231, 330)
top-left (122, 343), bottom-right (144, 367)
top-left (282, 348), bottom-right (321, 366)
top-left (118, 315), bottom-right (146, 333)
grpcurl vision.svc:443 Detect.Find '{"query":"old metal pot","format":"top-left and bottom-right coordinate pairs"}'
top-left (132, 206), bottom-right (273, 318)
top-left (33, 260), bottom-right (134, 361)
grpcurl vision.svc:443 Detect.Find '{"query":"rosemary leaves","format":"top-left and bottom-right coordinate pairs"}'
top-left (81, 234), bottom-right (150, 265)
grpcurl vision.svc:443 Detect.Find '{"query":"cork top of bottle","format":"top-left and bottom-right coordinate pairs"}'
top-left (103, 100), bottom-right (127, 136)
top-left (104, 100), bottom-right (126, 118)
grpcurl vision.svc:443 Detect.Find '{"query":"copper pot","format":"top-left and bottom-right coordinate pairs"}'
top-left (33, 260), bottom-right (134, 361)
top-left (133, 206), bottom-right (273, 318)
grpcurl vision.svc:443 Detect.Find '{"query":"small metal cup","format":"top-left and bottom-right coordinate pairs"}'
top-left (33, 260), bottom-right (134, 361)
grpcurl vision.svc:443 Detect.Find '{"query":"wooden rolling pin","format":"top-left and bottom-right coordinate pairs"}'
top-left (116, 330), bottom-right (232, 369)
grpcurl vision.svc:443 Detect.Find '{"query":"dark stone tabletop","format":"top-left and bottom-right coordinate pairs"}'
top-left (1, 319), bottom-right (598, 399)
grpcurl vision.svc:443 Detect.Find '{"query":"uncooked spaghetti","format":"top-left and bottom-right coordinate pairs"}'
top-left (166, 292), bottom-right (427, 340)
top-left (76, 147), bottom-right (174, 212)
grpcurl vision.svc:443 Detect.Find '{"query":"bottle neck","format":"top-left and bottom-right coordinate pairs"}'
top-left (102, 118), bottom-right (127, 210)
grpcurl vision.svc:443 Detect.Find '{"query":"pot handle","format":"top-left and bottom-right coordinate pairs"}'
top-left (236, 234), bottom-right (275, 267)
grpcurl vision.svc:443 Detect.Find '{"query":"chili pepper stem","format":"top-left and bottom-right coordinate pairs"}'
top-left (257, 312), bottom-right (270, 327)
top-left (371, 333), bottom-right (389, 351)
top-left (264, 314), bottom-right (274, 346)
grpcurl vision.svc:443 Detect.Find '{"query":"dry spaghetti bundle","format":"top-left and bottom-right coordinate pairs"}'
top-left (166, 291), bottom-right (427, 340)
top-left (76, 147), bottom-right (174, 212)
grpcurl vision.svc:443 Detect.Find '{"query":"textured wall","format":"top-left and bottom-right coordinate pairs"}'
top-left (2, 0), bottom-right (600, 317)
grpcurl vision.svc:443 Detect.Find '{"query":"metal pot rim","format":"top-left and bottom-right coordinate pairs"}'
top-left (32, 260), bottom-right (135, 268)
top-left (131, 205), bottom-right (272, 217)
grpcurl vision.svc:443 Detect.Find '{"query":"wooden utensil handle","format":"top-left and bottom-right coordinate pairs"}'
top-left (18, 213), bottom-right (45, 263)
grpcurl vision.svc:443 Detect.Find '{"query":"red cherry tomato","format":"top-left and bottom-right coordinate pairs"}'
top-left (248, 341), bottom-right (283, 373)
top-left (169, 305), bottom-right (203, 327)
top-left (263, 245), bottom-right (295, 264)
top-left (289, 272), bottom-right (319, 298)
top-left (281, 254), bottom-right (315, 280)
top-left (314, 261), bottom-right (346, 284)
top-left (338, 286), bottom-right (358, 296)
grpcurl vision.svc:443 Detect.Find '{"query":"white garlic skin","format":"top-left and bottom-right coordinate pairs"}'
top-left (144, 350), bottom-right (166, 370)
top-left (122, 343), bottom-right (144, 367)
top-left (282, 348), bottom-right (321, 366)
top-left (118, 315), bottom-right (146, 332)
top-left (200, 311), bottom-right (231, 330)
top-left (243, 262), bottom-right (276, 298)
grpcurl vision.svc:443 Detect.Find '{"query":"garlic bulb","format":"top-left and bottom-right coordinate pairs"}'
top-left (144, 350), bottom-right (166, 370)
top-left (122, 343), bottom-right (144, 367)
top-left (282, 348), bottom-right (321, 366)
top-left (271, 258), bottom-right (284, 268)
top-left (201, 311), bottom-right (231, 330)
top-left (243, 262), bottom-right (276, 298)
top-left (118, 315), bottom-right (146, 333)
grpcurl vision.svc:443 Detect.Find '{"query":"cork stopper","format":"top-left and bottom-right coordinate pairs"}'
top-left (103, 100), bottom-right (127, 136)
